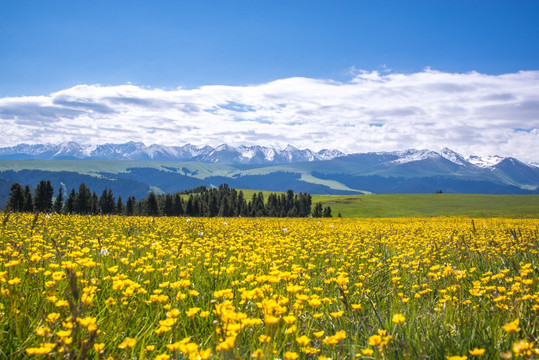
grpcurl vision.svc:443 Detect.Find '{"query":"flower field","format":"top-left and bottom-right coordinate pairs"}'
top-left (1, 214), bottom-right (538, 359)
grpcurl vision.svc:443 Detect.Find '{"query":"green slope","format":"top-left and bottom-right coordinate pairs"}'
top-left (0, 160), bottom-right (237, 179)
top-left (311, 193), bottom-right (539, 218)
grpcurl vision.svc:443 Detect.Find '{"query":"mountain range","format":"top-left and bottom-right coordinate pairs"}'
top-left (0, 142), bottom-right (344, 164)
top-left (0, 142), bottom-right (538, 203)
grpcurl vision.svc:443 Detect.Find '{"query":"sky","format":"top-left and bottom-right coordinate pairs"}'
top-left (1, 1), bottom-right (538, 162)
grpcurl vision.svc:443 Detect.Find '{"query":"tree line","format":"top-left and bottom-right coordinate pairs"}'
top-left (7, 181), bottom-right (332, 217)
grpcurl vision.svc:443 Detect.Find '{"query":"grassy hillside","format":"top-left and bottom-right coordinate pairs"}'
top-left (237, 191), bottom-right (539, 218)
top-left (0, 160), bottom-right (237, 179)
top-left (311, 193), bottom-right (539, 218)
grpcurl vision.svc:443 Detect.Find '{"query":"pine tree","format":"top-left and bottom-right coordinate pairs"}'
top-left (65, 189), bottom-right (76, 213)
top-left (91, 192), bottom-right (99, 214)
top-left (76, 183), bottom-right (91, 214)
top-left (34, 180), bottom-right (54, 212)
top-left (146, 192), bottom-right (159, 216)
top-left (99, 188), bottom-right (116, 214)
top-left (125, 196), bottom-right (135, 216)
top-left (312, 202), bottom-right (323, 217)
top-left (163, 194), bottom-right (174, 216)
top-left (23, 185), bottom-right (34, 212)
top-left (53, 186), bottom-right (64, 213)
top-left (9, 183), bottom-right (25, 212)
top-left (186, 195), bottom-right (194, 216)
top-left (116, 196), bottom-right (124, 215)
top-left (323, 206), bottom-right (332, 217)
top-left (173, 194), bottom-right (183, 216)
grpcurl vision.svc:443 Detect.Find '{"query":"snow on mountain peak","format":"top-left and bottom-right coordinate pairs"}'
top-left (1, 142), bottom-right (531, 168)
top-left (439, 148), bottom-right (469, 166)
top-left (467, 154), bottom-right (506, 168)
top-left (389, 149), bottom-right (440, 165)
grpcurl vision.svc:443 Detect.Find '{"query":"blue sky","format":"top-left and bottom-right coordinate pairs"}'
top-left (2, 0), bottom-right (538, 95)
top-left (1, 1), bottom-right (538, 161)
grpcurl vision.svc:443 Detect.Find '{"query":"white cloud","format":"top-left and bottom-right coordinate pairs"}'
top-left (0, 70), bottom-right (538, 162)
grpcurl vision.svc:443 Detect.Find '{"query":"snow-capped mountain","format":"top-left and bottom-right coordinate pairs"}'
top-left (386, 149), bottom-right (442, 165)
top-left (1, 142), bottom-right (536, 172)
top-left (1, 143), bottom-right (538, 195)
top-left (467, 154), bottom-right (506, 168)
top-left (439, 148), bottom-right (469, 167)
top-left (0, 142), bottom-right (344, 164)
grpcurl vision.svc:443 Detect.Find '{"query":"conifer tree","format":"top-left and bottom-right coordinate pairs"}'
top-left (173, 194), bottom-right (183, 216)
top-left (76, 183), bottom-right (91, 214)
top-left (163, 194), bottom-right (174, 216)
top-left (146, 192), bottom-right (159, 216)
top-left (116, 196), bottom-right (123, 215)
top-left (53, 186), bottom-right (64, 213)
top-left (65, 189), bottom-right (77, 213)
top-left (125, 196), bottom-right (135, 216)
top-left (34, 180), bottom-right (54, 212)
top-left (9, 183), bottom-right (25, 212)
top-left (24, 185), bottom-right (34, 212)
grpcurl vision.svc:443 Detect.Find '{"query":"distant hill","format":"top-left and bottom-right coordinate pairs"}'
top-left (0, 144), bottom-right (538, 205)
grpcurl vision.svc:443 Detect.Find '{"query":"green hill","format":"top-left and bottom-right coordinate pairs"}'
top-left (311, 193), bottom-right (539, 218)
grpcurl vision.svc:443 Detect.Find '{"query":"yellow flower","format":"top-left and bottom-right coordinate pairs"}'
top-left (118, 337), bottom-right (137, 349)
top-left (259, 335), bottom-right (271, 343)
top-left (56, 330), bottom-right (71, 339)
top-left (252, 348), bottom-right (264, 358)
top-left (154, 354), bottom-right (170, 360)
top-left (199, 348), bottom-right (212, 359)
top-left (8, 277), bottom-right (21, 285)
top-left (166, 308), bottom-right (181, 318)
top-left (26, 343), bottom-right (56, 355)
top-left (35, 326), bottom-right (50, 337)
top-left (322, 330), bottom-right (346, 346)
top-left (55, 300), bottom-right (69, 307)
top-left (361, 348), bottom-right (374, 356)
top-left (283, 315), bottom-right (297, 324)
top-left (46, 312), bottom-right (61, 323)
top-left (313, 330), bottom-right (325, 338)
top-left (468, 348), bottom-right (485, 356)
top-left (93, 343), bottom-right (105, 352)
top-left (392, 313), bottom-right (405, 324)
top-left (284, 351), bottom-right (299, 360)
top-left (296, 335), bottom-right (311, 346)
top-left (512, 339), bottom-right (536, 357)
top-left (77, 316), bottom-right (97, 332)
top-left (285, 325), bottom-right (297, 334)
top-left (446, 356), bottom-right (468, 360)
top-left (369, 335), bottom-right (382, 346)
top-left (502, 319), bottom-right (520, 333)
top-left (330, 310), bottom-right (344, 318)
top-left (185, 307), bottom-right (201, 318)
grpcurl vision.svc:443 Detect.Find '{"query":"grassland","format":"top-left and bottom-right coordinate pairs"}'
top-left (311, 193), bottom-right (539, 218)
top-left (235, 192), bottom-right (539, 218)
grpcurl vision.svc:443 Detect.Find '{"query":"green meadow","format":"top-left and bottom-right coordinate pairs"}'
top-left (311, 193), bottom-right (539, 218)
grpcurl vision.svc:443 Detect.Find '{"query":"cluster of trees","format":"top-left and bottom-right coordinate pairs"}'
top-left (8, 181), bottom-right (332, 218)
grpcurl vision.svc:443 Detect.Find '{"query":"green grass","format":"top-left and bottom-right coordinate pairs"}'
top-left (311, 193), bottom-right (539, 218)
top-left (237, 191), bottom-right (539, 218)
top-left (0, 160), bottom-right (237, 179)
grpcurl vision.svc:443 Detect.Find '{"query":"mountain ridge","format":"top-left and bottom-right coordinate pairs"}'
top-left (1, 142), bottom-right (538, 200)
top-left (0, 142), bottom-right (346, 164)
top-left (0, 142), bottom-right (535, 169)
